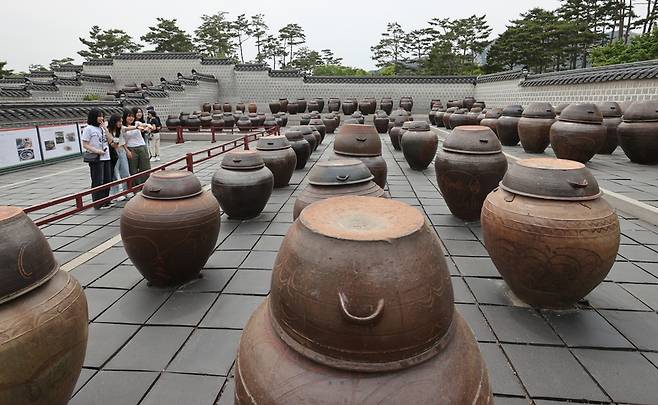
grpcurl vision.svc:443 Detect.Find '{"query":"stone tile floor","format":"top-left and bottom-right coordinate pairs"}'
top-left (2, 122), bottom-right (658, 404)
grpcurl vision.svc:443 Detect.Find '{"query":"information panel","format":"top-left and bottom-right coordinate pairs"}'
top-left (38, 123), bottom-right (81, 161)
top-left (0, 127), bottom-right (43, 170)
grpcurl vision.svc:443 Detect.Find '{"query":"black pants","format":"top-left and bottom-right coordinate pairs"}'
top-left (89, 160), bottom-right (112, 206)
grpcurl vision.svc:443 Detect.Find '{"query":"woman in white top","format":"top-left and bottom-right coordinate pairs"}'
top-left (121, 109), bottom-right (151, 185)
top-left (107, 114), bottom-right (132, 200)
top-left (81, 108), bottom-right (114, 209)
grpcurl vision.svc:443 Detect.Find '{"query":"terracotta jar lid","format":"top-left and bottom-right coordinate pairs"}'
top-left (142, 171), bottom-right (203, 200)
top-left (596, 102), bottom-right (622, 118)
top-left (502, 105), bottom-right (524, 117)
top-left (334, 124), bottom-right (382, 157)
top-left (484, 108), bottom-right (503, 119)
top-left (406, 120), bottom-right (431, 131)
top-left (309, 118), bottom-right (324, 126)
top-left (622, 100), bottom-right (658, 122)
top-left (453, 109), bottom-right (466, 115)
top-left (445, 107), bottom-right (459, 113)
top-left (522, 102), bottom-right (556, 118)
top-left (558, 103), bottom-right (603, 124)
top-left (500, 158), bottom-right (601, 201)
top-left (284, 129), bottom-right (304, 141)
top-left (308, 159), bottom-right (374, 186)
top-left (256, 135), bottom-right (291, 151)
top-left (0, 206), bottom-right (59, 304)
top-left (555, 103), bottom-right (570, 115)
top-left (293, 125), bottom-right (314, 135)
top-left (401, 120), bottom-right (414, 130)
top-left (442, 125), bottom-right (502, 154)
top-left (221, 150), bottom-right (265, 170)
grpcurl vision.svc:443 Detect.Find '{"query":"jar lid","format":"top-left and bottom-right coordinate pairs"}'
top-left (558, 103), bottom-right (603, 124)
top-left (284, 129), bottom-right (304, 141)
top-left (334, 124), bottom-right (382, 157)
top-left (522, 102), bottom-right (556, 118)
top-left (596, 102), bottom-right (622, 118)
top-left (555, 103), bottom-right (570, 115)
top-left (502, 105), bottom-right (524, 117)
top-left (221, 150), bottom-right (265, 170)
top-left (622, 100), bottom-right (658, 122)
top-left (484, 108), bottom-right (503, 119)
top-left (293, 125), bottom-right (314, 135)
top-left (405, 120), bottom-right (430, 131)
top-left (308, 159), bottom-right (374, 185)
top-left (445, 107), bottom-right (459, 113)
top-left (256, 135), bottom-right (291, 150)
top-left (142, 171), bottom-right (203, 199)
top-left (500, 158), bottom-right (601, 200)
top-left (309, 118), bottom-right (324, 126)
top-left (0, 206), bottom-right (59, 304)
top-left (351, 111), bottom-right (364, 118)
top-left (442, 125), bottom-right (502, 154)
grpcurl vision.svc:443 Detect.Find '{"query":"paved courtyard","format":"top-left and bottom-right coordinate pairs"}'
top-left (2, 120), bottom-right (658, 404)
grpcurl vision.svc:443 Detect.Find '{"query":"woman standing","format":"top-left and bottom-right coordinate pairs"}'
top-left (81, 108), bottom-right (113, 209)
top-left (147, 109), bottom-right (162, 161)
top-left (132, 107), bottom-right (152, 158)
top-left (107, 114), bottom-right (131, 201)
top-left (122, 109), bottom-right (151, 185)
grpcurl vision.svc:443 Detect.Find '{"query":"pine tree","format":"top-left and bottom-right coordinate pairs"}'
top-left (279, 24), bottom-right (305, 66)
top-left (78, 26), bottom-right (141, 60)
top-left (141, 18), bottom-right (195, 52)
top-left (250, 14), bottom-right (268, 62)
top-left (370, 22), bottom-right (406, 74)
top-left (195, 12), bottom-right (235, 59)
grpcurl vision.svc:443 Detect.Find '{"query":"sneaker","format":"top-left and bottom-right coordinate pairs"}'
top-left (155, 156), bottom-right (161, 161)
top-left (150, 157), bottom-right (156, 162)
top-left (126, 192), bottom-right (135, 199)
top-left (115, 195), bottom-right (127, 202)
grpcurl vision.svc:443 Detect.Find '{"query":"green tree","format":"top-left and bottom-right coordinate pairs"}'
top-left (320, 49), bottom-right (343, 65)
top-left (49, 57), bottom-right (75, 70)
top-left (289, 47), bottom-right (322, 74)
top-left (450, 15), bottom-right (492, 68)
top-left (141, 18), bottom-right (195, 52)
top-left (262, 35), bottom-right (286, 69)
top-left (230, 14), bottom-right (252, 63)
top-left (0, 61), bottom-right (13, 77)
top-left (312, 64), bottom-right (368, 76)
top-left (592, 29), bottom-right (658, 65)
top-left (403, 28), bottom-right (434, 62)
top-left (279, 23), bottom-right (306, 66)
top-left (78, 25), bottom-right (141, 60)
top-left (195, 11), bottom-right (235, 59)
top-left (422, 40), bottom-right (462, 75)
top-left (29, 64), bottom-right (48, 72)
top-left (371, 22), bottom-right (406, 74)
top-left (250, 14), bottom-right (268, 62)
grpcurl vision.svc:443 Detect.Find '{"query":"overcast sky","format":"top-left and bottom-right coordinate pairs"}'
top-left (2, 0), bottom-right (562, 72)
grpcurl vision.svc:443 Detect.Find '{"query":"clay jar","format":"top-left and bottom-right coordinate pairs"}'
top-left (210, 113), bottom-right (224, 129)
top-left (434, 109), bottom-right (447, 128)
top-left (293, 160), bottom-right (385, 219)
top-left (287, 102), bottom-right (298, 115)
top-left (374, 110), bottom-right (389, 133)
top-left (328, 98), bottom-right (341, 112)
top-left (299, 113), bottom-right (312, 126)
top-left (247, 102), bottom-right (257, 113)
top-left (284, 129), bottom-right (311, 169)
top-left (296, 98), bottom-right (307, 113)
top-left (295, 125), bottom-right (318, 152)
top-left (307, 99), bottom-right (320, 113)
top-left (380, 97), bottom-right (393, 115)
top-left (334, 124), bottom-right (387, 188)
top-left (449, 109), bottom-right (470, 129)
top-left (596, 101), bottom-right (622, 154)
top-left (308, 118), bottom-right (326, 142)
top-left (222, 112), bottom-right (235, 129)
top-left (237, 114), bottom-right (251, 132)
top-left (322, 113), bottom-right (339, 134)
top-left (186, 114), bottom-right (201, 131)
top-left (276, 112), bottom-right (288, 127)
top-left (443, 107), bottom-right (458, 129)
top-left (351, 111), bottom-right (365, 124)
top-left (342, 99), bottom-right (357, 115)
top-left (121, 171), bottom-right (220, 286)
top-left (497, 105), bottom-right (524, 146)
top-left (279, 98), bottom-right (289, 112)
top-left (435, 126), bottom-right (508, 221)
top-left (481, 158), bottom-right (620, 308)
top-left (617, 100), bottom-right (658, 164)
top-left (166, 115), bottom-right (180, 130)
top-left (0, 207), bottom-right (87, 405)
top-left (399, 96), bottom-right (413, 112)
top-left (211, 150), bottom-right (274, 219)
top-left (550, 103), bottom-right (605, 163)
top-left (236, 102), bottom-right (246, 113)
top-left (479, 108), bottom-right (502, 134)
top-left (235, 197), bottom-right (492, 404)
top-left (358, 100), bottom-right (371, 115)
top-left (256, 135), bottom-right (297, 187)
top-left (388, 118), bottom-right (407, 150)
top-left (222, 102), bottom-right (232, 112)
top-left (401, 121), bottom-right (438, 170)
top-left (463, 96), bottom-right (476, 110)
top-left (314, 98), bottom-right (325, 112)
top-left (269, 101), bottom-right (281, 114)
top-left (202, 102), bottom-right (212, 113)
top-left (518, 102), bottom-right (556, 153)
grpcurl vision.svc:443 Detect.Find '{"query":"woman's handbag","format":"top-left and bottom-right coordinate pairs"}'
top-left (83, 151), bottom-right (100, 163)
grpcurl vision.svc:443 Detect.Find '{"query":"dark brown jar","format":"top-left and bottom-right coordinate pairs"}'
top-left (351, 111), bottom-right (365, 124)
top-left (284, 129), bottom-right (311, 169)
top-left (293, 160), bottom-right (385, 219)
top-left (430, 98), bottom-right (443, 109)
top-left (497, 105), bottom-right (524, 146)
top-left (380, 97), bottom-right (393, 115)
top-left (481, 158), bottom-right (620, 308)
top-left (447, 100), bottom-right (463, 109)
top-left (199, 112), bottom-right (212, 128)
top-left (399, 96), bottom-right (413, 112)
top-left (222, 112), bottom-right (235, 128)
top-left (247, 102), bottom-right (257, 113)
top-left (186, 114), bottom-right (201, 131)
top-left (358, 100), bottom-right (371, 115)
top-left (256, 135), bottom-right (297, 187)
top-left (449, 109), bottom-right (470, 129)
top-left (328, 98), bottom-right (341, 112)
top-left (212, 103), bottom-right (222, 111)
top-left (550, 103), bottom-right (605, 163)
top-left (121, 171), bottom-right (220, 286)
top-left (401, 121), bottom-right (437, 170)
top-left (295, 125), bottom-right (318, 152)
top-left (211, 150), bottom-right (274, 219)
top-left (435, 126), bottom-right (508, 221)
top-left (300, 113), bottom-right (311, 126)
top-left (518, 102), bottom-right (556, 153)
top-left (248, 112), bottom-right (260, 128)
top-left (388, 118), bottom-right (406, 150)
top-left (343, 98), bottom-right (358, 115)
top-left (443, 107), bottom-right (459, 129)
top-left (237, 114), bottom-right (252, 132)
top-left (617, 100), bottom-right (658, 164)
top-left (596, 102), bottom-right (622, 154)
top-left (269, 101), bottom-right (281, 114)
top-left (222, 102), bottom-right (232, 112)
top-left (428, 108), bottom-right (438, 125)
top-left (202, 102), bottom-right (212, 113)
top-left (276, 112), bottom-right (288, 127)
top-left (179, 112), bottom-right (190, 127)
top-left (165, 115), bottom-right (180, 130)
top-left (296, 98), bottom-right (307, 113)
top-left (463, 96), bottom-right (476, 110)
top-left (287, 102), bottom-right (298, 115)
top-left (236, 102), bottom-right (246, 113)
top-left (473, 101), bottom-right (486, 110)
top-left (334, 124), bottom-right (387, 188)
top-left (263, 116), bottom-right (277, 130)
top-left (234, 197), bottom-right (492, 404)
top-left (308, 118), bottom-right (325, 142)
top-left (322, 113), bottom-right (339, 134)
top-left (374, 111), bottom-right (389, 133)
top-left (554, 102), bottom-right (570, 117)
top-left (434, 109), bottom-right (446, 128)
top-left (211, 113), bottom-right (224, 129)
top-left (307, 99), bottom-right (320, 113)
top-left (314, 98), bottom-right (325, 112)
top-left (279, 98), bottom-right (289, 112)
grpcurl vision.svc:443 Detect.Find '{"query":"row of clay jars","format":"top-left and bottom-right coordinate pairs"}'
top-left (334, 124), bottom-right (387, 188)
top-left (293, 159), bottom-right (385, 219)
top-left (121, 171), bottom-right (221, 286)
top-left (0, 207), bottom-right (88, 405)
top-left (550, 103), bottom-right (606, 163)
top-left (212, 150), bottom-right (274, 219)
top-left (401, 121), bottom-right (438, 170)
top-left (436, 126), bottom-right (508, 221)
top-left (482, 158), bottom-right (619, 308)
top-left (618, 100), bottom-right (658, 164)
top-left (235, 196), bottom-right (492, 404)
top-left (256, 135), bottom-right (297, 187)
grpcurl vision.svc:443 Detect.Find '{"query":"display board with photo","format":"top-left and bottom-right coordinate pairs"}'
top-left (0, 127), bottom-right (42, 169)
top-left (38, 123), bottom-right (81, 160)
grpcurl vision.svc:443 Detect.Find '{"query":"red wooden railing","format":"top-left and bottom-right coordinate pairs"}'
top-left (24, 126), bottom-right (279, 226)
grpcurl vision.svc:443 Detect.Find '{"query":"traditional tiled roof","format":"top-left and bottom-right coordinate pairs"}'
top-left (476, 70), bottom-right (525, 83)
top-left (115, 52), bottom-right (199, 60)
top-left (304, 75), bottom-right (477, 84)
top-left (0, 89), bottom-right (31, 98)
top-left (83, 58), bottom-right (114, 66)
top-left (161, 82), bottom-right (184, 91)
top-left (142, 89), bottom-right (168, 98)
top-left (121, 97), bottom-right (150, 106)
top-left (0, 76), bottom-right (28, 84)
top-left (191, 70), bottom-right (217, 82)
top-left (56, 77), bottom-right (82, 86)
top-left (27, 82), bottom-right (59, 92)
top-left (521, 60), bottom-right (658, 87)
top-left (53, 64), bottom-right (83, 72)
top-left (0, 101), bottom-right (124, 125)
top-left (201, 58), bottom-right (234, 65)
top-left (28, 70), bottom-right (56, 78)
top-left (178, 78), bottom-right (198, 86)
top-left (234, 63), bottom-right (269, 72)
top-left (270, 69), bottom-right (304, 78)
top-left (80, 73), bottom-right (114, 83)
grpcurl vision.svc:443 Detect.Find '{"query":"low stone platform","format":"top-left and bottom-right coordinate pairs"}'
top-left (1, 126), bottom-right (658, 404)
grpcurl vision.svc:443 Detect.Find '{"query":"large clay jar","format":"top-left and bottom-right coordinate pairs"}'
top-left (269, 101), bottom-right (281, 114)
top-left (435, 126), bottom-right (507, 221)
top-left (186, 114), bottom-right (201, 131)
top-left (263, 115), bottom-right (277, 130)
top-left (334, 124), bottom-right (387, 188)
top-left (518, 102), bottom-right (556, 153)
top-left (296, 98), bottom-right (307, 113)
top-left (279, 98), bottom-right (289, 112)
top-left (212, 103), bottom-right (222, 112)
top-left (222, 112), bottom-right (235, 129)
top-left (596, 102), bottom-right (622, 154)
top-left (554, 103), bottom-right (570, 117)
top-left (374, 110), bottom-right (389, 133)
top-left (430, 98), bottom-right (442, 109)
top-left (287, 102), bottom-right (298, 115)
top-left (295, 125), bottom-right (318, 152)
top-left (401, 121), bottom-right (437, 170)
top-left (328, 98), bottom-right (341, 112)
top-left (121, 171), bottom-right (220, 286)
top-left (497, 105), bottom-right (524, 146)
top-left (284, 129), bottom-right (311, 169)
top-left (247, 102), bottom-right (257, 113)
top-left (479, 108), bottom-right (502, 134)
top-left (166, 115), bottom-right (180, 130)
top-left (447, 100), bottom-right (463, 109)
top-left (434, 109), bottom-right (446, 128)
top-left (463, 96), bottom-right (476, 110)
top-left (351, 111), bottom-right (365, 124)
top-left (199, 112), bottom-right (212, 128)
top-left (308, 99), bottom-right (320, 113)
top-left (314, 98), bottom-right (325, 112)
top-left (481, 158), bottom-right (620, 308)
top-left (617, 100), bottom-right (658, 164)
top-left (388, 119), bottom-right (408, 151)
top-left (550, 103), bottom-right (605, 163)
top-left (300, 113), bottom-right (312, 126)
top-left (276, 112), bottom-right (288, 128)
top-left (443, 107), bottom-right (458, 129)
top-left (222, 102), bottom-right (232, 113)
top-left (236, 102), bottom-right (246, 113)
top-left (380, 97), bottom-right (393, 115)
top-left (449, 109), bottom-right (470, 129)
top-left (358, 100), bottom-right (371, 115)
top-left (399, 96), bottom-right (413, 112)
top-left (211, 113), bottom-right (224, 130)
top-left (256, 135), bottom-right (297, 187)
top-left (308, 118), bottom-right (326, 143)
top-left (428, 108), bottom-right (438, 126)
top-left (202, 102), bottom-right (212, 113)
top-left (293, 160), bottom-right (385, 219)
top-left (211, 150), bottom-right (274, 219)
top-left (235, 197), bottom-right (492, 404)
top-left (322, 113), bottom-right (339, 134)
top-left (0, 207), bottom-right (88, 405)
top-left (237, 114), bottom-right (252, 132)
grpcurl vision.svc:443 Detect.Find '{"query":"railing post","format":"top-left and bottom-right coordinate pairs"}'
top-left (185, 153), bottom-right (194, 172)
top-left (243, 135), bottom-right (250, 150)
top-left (211, 127), bottom-right (216, 143)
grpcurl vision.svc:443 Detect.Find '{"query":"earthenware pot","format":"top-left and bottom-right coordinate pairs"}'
top-left (269, 101), bottom-right (281, 114)
top-left (550, 103), bottom-right (605, 163)
top-left (497, 105), bottom-right (524, 146)
top-left (617, 100), bottom-right (658, 164)
top-left (400, 121), bottom-right (437, 170)
top-left (285, 129), bottom-right (311, 169)
top-left (596, 102), bottom-right (622, 154)
top-left (296, 98), bottom-right (307, 113)
top-left (223, 102), bottom-right (232, 112)
top-left (518, 102), bottom-right (556, 153)
top-left (328, 98), bottom-right (341, 112)
top-left (256, 135), bottom-right (297, 187)
top-left (380, 97), bottom-right (394, 115)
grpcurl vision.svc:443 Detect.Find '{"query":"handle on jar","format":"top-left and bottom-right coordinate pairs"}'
top-left (338, 292), bottom-right (384, 325)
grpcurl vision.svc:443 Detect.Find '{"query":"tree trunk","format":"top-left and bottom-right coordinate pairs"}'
top-left (624, 0), bottom-right (634, 44)
top-left (649, 0), bottom-right (658, 31)
top-left (619, 0), bottom-right (626, 41)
